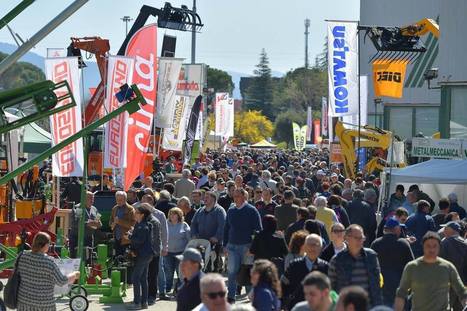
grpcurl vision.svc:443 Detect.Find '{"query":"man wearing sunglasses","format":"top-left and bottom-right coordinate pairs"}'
top-left (193, 273), bottom-right (231, 311)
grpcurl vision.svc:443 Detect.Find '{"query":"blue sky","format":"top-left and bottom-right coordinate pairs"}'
top-left (0, 0), bottom-right (359, 74)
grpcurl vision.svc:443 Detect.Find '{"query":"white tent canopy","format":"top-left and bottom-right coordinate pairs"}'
top-left (389, 159), bottom-right (467, 184)
top-left (385, 159), bottom-right (467, 208)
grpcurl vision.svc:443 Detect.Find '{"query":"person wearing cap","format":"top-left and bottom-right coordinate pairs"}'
top-left (395, 231), bottom-right (467, 311)
top-left (176, 248), bottom-right (204, 311)
top-left (440, 221), bottom-right (467, 310)
top-left (371, 217), bottom-right (414, 306)
top-left (330, 173), bottom-right (343, 189)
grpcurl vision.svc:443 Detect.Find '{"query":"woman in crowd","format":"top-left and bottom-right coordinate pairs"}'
top-left (17, 232), bottom-right (80, 311)
top-left (320, 222), bottom-right (347, 262)
top-left (249, 259), bottom-right (281, 311)
top-left (284, 230), bottom-right (307, 270)
top-left (163, 207), bottom-right (191, 295)
top-left (250, 215), bottom-right (288, 274)
top-left (129, 206), bottom-right (155, 310)
top-left (328, 195), bottom-right (350, 228)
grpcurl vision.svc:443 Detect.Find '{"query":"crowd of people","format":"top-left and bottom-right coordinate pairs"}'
top-left (63, 148), bottom-right (466, 311)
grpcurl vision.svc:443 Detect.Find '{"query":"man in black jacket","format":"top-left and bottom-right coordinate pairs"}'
top-left (176, 248), bottom-right (204, 311)
top-left (285, 207), bottom-right (310, 244)
top-left (281, 234), bottom-right (329, 310)
top-left (218, 181), bottom-right (235, 211)
top-left (371, 217), bottom-right (414, 306)
top-left (346, 189), bottom-right (377, 246)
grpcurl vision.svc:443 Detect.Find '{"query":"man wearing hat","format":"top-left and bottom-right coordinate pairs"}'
top-left (371, 217), bottom-right (414, 306)
top-left (440, 221), bottom-right (467, 311)
top-left (176, 248), bottom-right (204, 311)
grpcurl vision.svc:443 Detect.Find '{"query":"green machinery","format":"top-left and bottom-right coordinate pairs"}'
top-left (0, 83), bottom-right (147, 303)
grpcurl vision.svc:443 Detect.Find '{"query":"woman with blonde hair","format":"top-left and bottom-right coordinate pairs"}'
top-left (162, 207), bottom-right (190, 296)
top-left (250, 259), bottom-right (281, 311)
top-left (17, 232), bottom-right (80, 311)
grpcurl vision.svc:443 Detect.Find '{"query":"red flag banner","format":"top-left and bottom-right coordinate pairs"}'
top-left (124, 24), bottom-right (158, 190)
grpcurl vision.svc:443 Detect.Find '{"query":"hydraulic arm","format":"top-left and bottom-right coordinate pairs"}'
top-left (67, 37), bottom-right (110, 124)
top-left (335, 121), bottom-right (394, 179)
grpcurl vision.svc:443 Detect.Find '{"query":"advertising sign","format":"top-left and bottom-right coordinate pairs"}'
top-left (327, 21), bottom-right (359, 117)
top-left (45, 57), bottom-right (84, 177)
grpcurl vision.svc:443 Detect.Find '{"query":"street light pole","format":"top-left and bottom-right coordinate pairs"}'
top-left (121, 16), bottom-right (133, 36)
top-left (191, 0), bottom-right (196, 64)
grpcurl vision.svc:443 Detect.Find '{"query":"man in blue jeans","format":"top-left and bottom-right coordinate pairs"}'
top-left (223, 188), bottom-right (262, 303)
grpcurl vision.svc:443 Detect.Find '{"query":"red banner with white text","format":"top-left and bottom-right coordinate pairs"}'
top-left (45, 57), bottom-right (84, 177)
top-left (104, 56), bottom-right (134, 169)
top-left (124, 24), bottom-right (158, 190)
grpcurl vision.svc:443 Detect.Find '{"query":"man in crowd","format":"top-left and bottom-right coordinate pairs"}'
top-left (335, 286), bottom-right (369, 311)
top-left (448, 192), bottom-right (466, 220)
top-left (61, 176), bottom-right (82, 205)
top-left (291, 271), bottom-right (338, 311)
top-left (109, 191), bottom-right (135, 256)
top-left (191, 190), bottom-right (205, 211)
top-left (395, 231), bottom-right (466, 311)
top-left (142, 176), bottom-right (154, 189)
top-left (156, 190), bottom-right (177, 217)
top-left (371, 217), bottom-right (414, 306)
top-left (328, 224), bottom-right (383, 307)
top-left (218, 181), bottom-right (235, 211)
top-left (408, 184), bottom-right (435, 213)
top-left (176, 248), bottom-right (204, 311)
top-left (282, 234), bottom-right (329, 310)
top-left (440, 221), bottom-right (467, 310)
top-left (193, 273), bottom-right (230, 311)
top-left (385, 185), bottom-right (406, 217)
top-left (69, 191), bottom-right (102, 258)
top-left (259, 170), bottom-right (277, 192)
top-left (433, 197), bottom-right (451, 229)
top-left (345, 189), bottom-right (377, 246)
top-left (405, 200), bottom-right (436, 257)
top-left (191, 191), bottom-right (226, 270)
top-left (223, 188), bottom-right (262, 303)
top-left (175, 169), bottom-right (196, 199)
top-left (285, 207), bottom-right (310, 244)
top-left (255, 188), bottom-right (277, 218)
top-left (275, 190), bottom-right (299, 231)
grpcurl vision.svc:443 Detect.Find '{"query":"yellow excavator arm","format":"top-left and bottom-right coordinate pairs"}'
top-left (335, 121), bottom-right (393, 179)
top-left (401, 18), bottom-right (439, 39)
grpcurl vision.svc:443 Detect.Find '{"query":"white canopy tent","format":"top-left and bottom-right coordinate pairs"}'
top-left (384, 159), bottom-right (467, 208)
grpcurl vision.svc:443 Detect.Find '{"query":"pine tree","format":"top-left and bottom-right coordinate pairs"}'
top-left (245, 49), bottom-right (274, 119)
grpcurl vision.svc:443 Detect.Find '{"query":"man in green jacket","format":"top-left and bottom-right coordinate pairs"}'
top-left (395, 231), bottom-right (467, 311)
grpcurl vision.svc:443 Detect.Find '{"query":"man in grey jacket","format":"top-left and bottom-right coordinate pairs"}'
top-left (141, 202), bottom-right (169, 305)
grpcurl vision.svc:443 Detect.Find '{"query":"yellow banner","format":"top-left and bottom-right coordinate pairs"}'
top-left (292, 122), bottom-right (301, 151)
top-left (372, 59), bottom-right (408, 98)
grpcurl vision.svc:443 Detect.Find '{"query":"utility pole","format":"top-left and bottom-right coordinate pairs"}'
top-left (304, 18), bottom-right (310, 69)
top-left (121, 16), bottom-right (133, 36)
top-left (191, 0), bottom-right (197, 64)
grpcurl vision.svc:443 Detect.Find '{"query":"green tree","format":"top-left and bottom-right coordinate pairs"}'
top-left (274, 110), bottom-right (306, 148)
top-left (0, 52), bottom-right (45, 90)
top-left (207, 67), bottom-right (234, 93)
top-left (244, 49), bottom-right (274, 119)
top-left (272, 67), bottom-right (327, 116)
top-left (314, 36), bottom-right (328, 71)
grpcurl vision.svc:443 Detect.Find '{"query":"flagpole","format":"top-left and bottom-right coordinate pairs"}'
top-left (357, 21), bottom-right (361, 174)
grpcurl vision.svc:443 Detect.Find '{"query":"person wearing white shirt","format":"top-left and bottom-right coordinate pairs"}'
top-left (193, 273), bottom-right (231, 311)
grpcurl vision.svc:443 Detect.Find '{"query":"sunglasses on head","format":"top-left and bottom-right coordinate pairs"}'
top-left (206, 291), bottom-right (226, 299)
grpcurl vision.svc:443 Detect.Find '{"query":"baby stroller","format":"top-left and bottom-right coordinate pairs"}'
top-left (184, 239), bottom-right (222, 273)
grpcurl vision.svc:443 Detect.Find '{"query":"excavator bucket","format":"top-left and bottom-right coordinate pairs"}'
top-left (361, 26), bottom-right (426, 63)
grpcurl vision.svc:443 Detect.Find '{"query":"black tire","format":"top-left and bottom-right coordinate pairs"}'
top-left (70, 285), bottom-right (88, 297)
top-left (69, 295), bottom-right (89, 311)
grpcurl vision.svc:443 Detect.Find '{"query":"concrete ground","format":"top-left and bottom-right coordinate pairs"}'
top-left (41, 278), bottom-right (250, 311)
